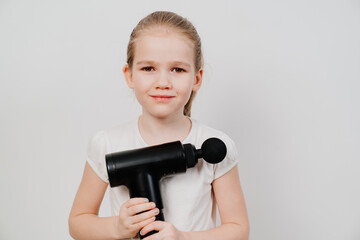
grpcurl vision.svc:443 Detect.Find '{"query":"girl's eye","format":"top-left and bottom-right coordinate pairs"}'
top-left (142, 67), bottom-right (155, 72)
top-left (171, 68), bottom-right (185, 73)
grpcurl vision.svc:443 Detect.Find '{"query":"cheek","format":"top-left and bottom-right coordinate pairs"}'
top-left (175, 76), bottom-right (195, 93)
top-left (133, 74), bottom-right (153, 91)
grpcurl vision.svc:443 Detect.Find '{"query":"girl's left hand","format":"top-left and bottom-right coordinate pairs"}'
top-left (140, 221), bottom-right (188, 240)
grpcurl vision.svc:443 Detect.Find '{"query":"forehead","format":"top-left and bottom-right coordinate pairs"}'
top-left (133, 27), bottom-right (195, 65)
top-left (141, 26), bottom-right (194, 46)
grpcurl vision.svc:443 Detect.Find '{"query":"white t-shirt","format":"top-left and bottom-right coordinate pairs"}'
top-left (87, 118), bottom-right (238, 239)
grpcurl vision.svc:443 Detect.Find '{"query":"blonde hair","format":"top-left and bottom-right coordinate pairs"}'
top-left (126, 11), bottom-right (204, 117)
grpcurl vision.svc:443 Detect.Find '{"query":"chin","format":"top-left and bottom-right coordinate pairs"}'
top-left (148, 109), bottom-right (184, 120)
top-left (150, 112), bottom-right (173, 119)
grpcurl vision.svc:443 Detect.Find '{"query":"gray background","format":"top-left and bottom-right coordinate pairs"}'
top-left (1, 0), bottom-right (359, 239)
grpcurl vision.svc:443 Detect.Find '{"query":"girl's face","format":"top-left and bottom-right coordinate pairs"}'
top-left (124, 29), bottom-right (202, 119)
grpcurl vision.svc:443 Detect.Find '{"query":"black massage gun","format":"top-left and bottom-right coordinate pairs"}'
top-left (106, 137), bottom-right (227, 239)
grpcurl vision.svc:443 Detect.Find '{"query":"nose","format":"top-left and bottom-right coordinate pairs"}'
top-left (155, 71), bottom-right (172, 89)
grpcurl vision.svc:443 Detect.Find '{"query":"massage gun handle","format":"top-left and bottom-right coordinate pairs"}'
top-left (128, 171), bottom-right (165, 239)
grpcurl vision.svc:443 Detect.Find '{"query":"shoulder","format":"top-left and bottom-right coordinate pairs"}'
top-left (86, 119), bottom-right (139, 182)
top-left (191, 119), bottom-right (238, 162)
top-left (88, 119), bottom-right (138, 154)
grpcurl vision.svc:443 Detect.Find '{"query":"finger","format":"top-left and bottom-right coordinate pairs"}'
top-left (128, 202), bottom-right (156, 216)
top-left (140, 221), bottom-right (165, 237)
top-left (133, 216), bottom-right (156, 232)
top-left (124, 198), bottom-right (149, 208)
top-left (130, 208), bottom-right (159, 224)
top-left (142, 232), bottom-right (157, 240)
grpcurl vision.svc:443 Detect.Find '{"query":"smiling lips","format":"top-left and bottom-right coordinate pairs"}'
top-left (150, 95), bottom-right (175, 103)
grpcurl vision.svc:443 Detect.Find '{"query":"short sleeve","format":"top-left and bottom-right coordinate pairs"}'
top-left (213, 135), bottom-right (238, 179)
top-left (86, 131), bottom-right (109, 183)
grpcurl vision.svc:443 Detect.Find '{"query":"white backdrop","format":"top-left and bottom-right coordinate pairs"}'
top-left (1, 0), bottom-right (359, 239)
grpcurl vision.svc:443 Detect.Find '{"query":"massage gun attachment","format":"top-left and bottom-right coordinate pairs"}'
top-left (105, 137), bottom-right (226, 238)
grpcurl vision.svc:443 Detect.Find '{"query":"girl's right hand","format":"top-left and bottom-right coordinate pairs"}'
top-left (114, 198), bottom-right (159, 239)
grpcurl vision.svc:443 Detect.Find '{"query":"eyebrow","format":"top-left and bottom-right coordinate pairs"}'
top-left (135, 60), bottom-right (191, 68)
top-left (135, 60), bottom-right (155, 66)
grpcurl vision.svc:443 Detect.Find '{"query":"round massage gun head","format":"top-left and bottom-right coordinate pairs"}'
top-left (185, 137), bottom-right (227, 168)
top-left (199, 137), bottom-right (227, 164)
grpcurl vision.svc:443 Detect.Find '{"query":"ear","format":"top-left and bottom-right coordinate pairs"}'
top-left (192, 68), bottom-right (203, 92)
top-left (123, 64), bottom-right (134, 89)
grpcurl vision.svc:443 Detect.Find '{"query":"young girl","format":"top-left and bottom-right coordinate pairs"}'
top-left (69, 11), bottom-right (249, 240)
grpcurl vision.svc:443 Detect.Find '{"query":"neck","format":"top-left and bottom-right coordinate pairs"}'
top-left (138, 113), bottom-right (192, 145)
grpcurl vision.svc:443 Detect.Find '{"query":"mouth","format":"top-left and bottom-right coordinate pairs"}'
top-left (150, 95), bottom-right (175, 102)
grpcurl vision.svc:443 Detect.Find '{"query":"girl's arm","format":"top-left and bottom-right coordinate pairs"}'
top-left (140, 166), bottom-right (249, 240)
top-left (68, 162), bottom-right (119, 240)
top-left (69, 163), bottom-right (121, 240)
top-left (187, 165), bottom-right (250, 240)
top-left (68, 162), bottom-right (158, 240)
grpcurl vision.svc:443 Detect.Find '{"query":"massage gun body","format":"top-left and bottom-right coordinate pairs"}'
top-left (106, 141), bottom-right (191, 221)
